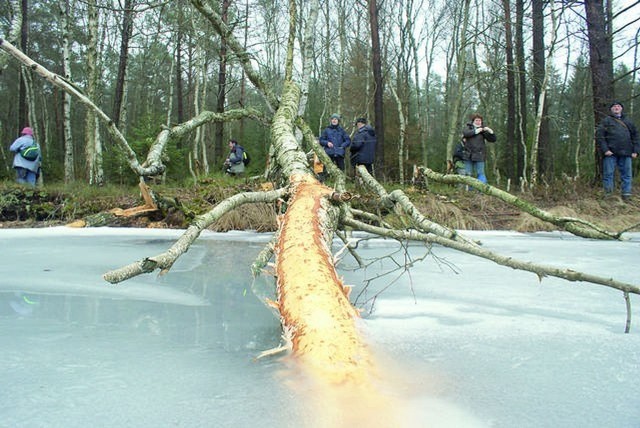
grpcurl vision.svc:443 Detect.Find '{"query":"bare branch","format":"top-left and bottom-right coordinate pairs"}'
top-left (343, 217), bottom-right (640, 296)
top-left (422, 168), bottom-right (622, 240)
top-left (103, 188), bottom-right (288, 283)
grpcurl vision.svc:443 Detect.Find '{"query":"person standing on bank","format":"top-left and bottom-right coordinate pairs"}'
top-left (224, 139), bottom-right (245, 176)
top-left (596, 101), bottom-right (639, 200)
top-left (319, 113), bottom-right (351, 172)
top-left (350, 117), bottom-right (377, 175)
top-left (461, 113), bottom-right (497, 184)
top-left (9, 127), bottom-right (41, 186)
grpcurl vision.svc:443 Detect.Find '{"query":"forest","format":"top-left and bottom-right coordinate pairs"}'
top-left (1, 0), bottom-right (638, 187)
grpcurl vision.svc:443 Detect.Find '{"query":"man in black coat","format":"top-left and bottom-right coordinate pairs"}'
top-left (350, 117), bottom-right (377, 175)
top-left (596, 101), bottom-right (639, 200)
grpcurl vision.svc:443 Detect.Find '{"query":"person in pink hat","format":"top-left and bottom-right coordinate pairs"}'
top-left (9, 127), bottom-right (41, 186)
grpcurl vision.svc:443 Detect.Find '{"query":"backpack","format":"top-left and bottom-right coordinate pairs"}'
top-left (20, 145), bottom-right (40, 161)
top-left (242, 150), bottom-right (250, 166)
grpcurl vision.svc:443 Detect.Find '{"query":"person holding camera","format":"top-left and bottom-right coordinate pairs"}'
top-left (461, 113), bottom-right (496, 184)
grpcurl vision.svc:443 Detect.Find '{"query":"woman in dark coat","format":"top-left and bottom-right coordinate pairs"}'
top-left (461, 113), bottom-right (497, 183)
top-left (319, 113), bottom-right (351, 171)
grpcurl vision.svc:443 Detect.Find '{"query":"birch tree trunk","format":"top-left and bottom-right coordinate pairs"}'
top-left (0, 0), bottom-right (22, 73)
top-left (61, 0), bottom-right (74, 183)
top-left (532, 0), bottom-right (550, 183)
top-left (297, 0), bottom-right (320, 120)
top-left (390, 86), bottom-right (406, 183)
top-left (531, 0), bottom-right (561, 187)
top-left (421, 5), bottom-right (445, 168)
top-left (84, 0), bottom-right (102, 185)
top-left (407, 0), bottom-right (427, 169)
top-left (445, 0), bottom-right (471, 162)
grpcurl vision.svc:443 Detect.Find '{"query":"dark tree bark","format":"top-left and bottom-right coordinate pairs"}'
top-left (112, 0), bottom-right (134, 127)
top-left (368, 0), bottom-right (384, 176)
top-left (515, 0), bottom-right (526, 180)
top-left (585, 0), bottom-right (614, 182)
top-left (501, 0), bottom-right (517, 183)
top-left (214, 0), bottom-right (230, 165)
top-left (532, 0), bottom-right (551, 179)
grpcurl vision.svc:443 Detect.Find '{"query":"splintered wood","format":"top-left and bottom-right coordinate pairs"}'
top-left (274, 173), bottom-right (372, 384)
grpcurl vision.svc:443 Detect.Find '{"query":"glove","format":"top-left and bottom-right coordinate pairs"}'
top-left (484, 127), bottom-right (493, 134)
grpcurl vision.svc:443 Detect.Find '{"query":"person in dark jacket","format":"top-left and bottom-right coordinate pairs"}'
top-left (224, 139), bottom-right (245, 176)
top-left (350, 117), bottom-right (377, 174)
top-left (319, 113), bottom-right (351, 172)
top-left (9, 127), bottom-right (41, 186)
top-left (596, 101), bottom-right (639, 200)
top-left (461, 113), bottom-right (497, 184)
top-left (452, 139), bottom-right (468, 176)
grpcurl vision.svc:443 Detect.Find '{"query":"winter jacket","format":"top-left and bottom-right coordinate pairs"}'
top-left (350, 124), bottom-right (377, 165)
top-left (227, 144), bottom-right (245, 174)
top-left (596, 114), bottom-right (640, 156)
top-left (319, 125), bottom-right (351, 158)
top-left (10, 135), bottom-right (41, 173)
top-left (453, 141), bottom-right (468, 163)
top-left (461, 123), bottom-right (497, 162)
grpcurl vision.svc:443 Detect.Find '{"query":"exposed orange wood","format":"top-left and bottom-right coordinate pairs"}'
top-left (276, 174), bottom-right (368, 382)
top-left (113, 182), bottom-right (158, 217)
top-left (275, 173), bottom-right (402, 425)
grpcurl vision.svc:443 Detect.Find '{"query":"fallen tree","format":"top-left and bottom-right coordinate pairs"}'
top-left (420, 168), bottom-right (622, 240)
top-left (2, 1), bottom-right (638, 405)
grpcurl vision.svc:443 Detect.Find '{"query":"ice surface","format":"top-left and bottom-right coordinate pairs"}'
top-left (1, 228), bottom-right (638, 427)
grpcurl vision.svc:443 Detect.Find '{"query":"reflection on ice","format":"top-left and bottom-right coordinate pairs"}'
top-left (1, 229), bottom-right (639, 427)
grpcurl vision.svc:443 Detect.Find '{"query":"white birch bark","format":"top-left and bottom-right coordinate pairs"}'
top-left (84, 0), bottom-right (99, 185)
top-left (61, 0), bottom-right (75, 183)
top-left (297, 0), bottom-right (319, 119)
top-left (0, 0), bottom-right (22, 72)
top-left (390, 86), bottom-right (406, 183)
top-left (530, 0), bottom-right (562, 187)
top-left (444, 0), bottom-right (471, 161)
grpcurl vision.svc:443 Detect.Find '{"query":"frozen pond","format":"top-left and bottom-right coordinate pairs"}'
top-left (1, 228), bottom-right (639, 427)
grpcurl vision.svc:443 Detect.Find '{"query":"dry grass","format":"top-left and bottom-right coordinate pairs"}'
top-left (3, 177), bottom-right (639, 233)
top-left (211, 202), bottom-right (278, 232)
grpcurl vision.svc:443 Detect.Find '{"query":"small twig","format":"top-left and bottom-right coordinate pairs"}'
top-left (624, 292), bottom-right (632, 333)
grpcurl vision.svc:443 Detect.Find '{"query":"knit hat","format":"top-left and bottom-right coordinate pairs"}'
top-left (21, 127), bottom-right (34, 136)
top-left (330, 113), bottom-right (341, 120)
top-left (356, 117), bottom-right (367, 124)
top-left (610, 101), bottom-right (623, 109)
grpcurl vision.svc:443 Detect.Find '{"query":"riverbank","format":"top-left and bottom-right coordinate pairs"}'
top-left (1, 180), bottom-right (639, 234)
